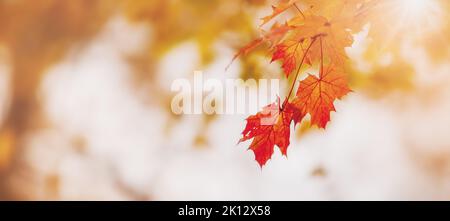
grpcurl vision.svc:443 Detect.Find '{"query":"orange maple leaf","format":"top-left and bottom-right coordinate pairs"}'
top-left (294, 64), bottom-right (351, 128)
top-left (270, 14), bottom-right (353, 76)
top-left (302, 15), bottom-right (353, 65)
top-left (271, 33), bottom-right (309, 76)
top-left (260, 0), bottom-right (300, 27)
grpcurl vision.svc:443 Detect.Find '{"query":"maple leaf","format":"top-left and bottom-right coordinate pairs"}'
top-left (269, 16), bottom-right (318, 76)
top-left (260, 0), bottom-right (300, 27)
top-left (239, 100), bottom-right (301, 167)
top-left (302, 0), bottom-right (377, 34)
top-left (227, 23), bottom-right (292, 70)
top-left (305, 16), bottom-right (354, 65)
top-left (288, 15), bottom-right (353, 66)
top-left (270, 14), bottom-right (353, 76)
top-left (227, 38), bottom-right (263, 70)
top-left (283, 101), bottom-right (305, 128)
top-left (293, 64), bottom-right (351, 128)
top-left (271, 32), bottom-right (309, 76)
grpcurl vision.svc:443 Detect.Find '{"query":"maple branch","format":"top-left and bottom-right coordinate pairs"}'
top-left (293, 3), bottom-right (306, 19)
top-left (282, 37), bottom-right (317, 110)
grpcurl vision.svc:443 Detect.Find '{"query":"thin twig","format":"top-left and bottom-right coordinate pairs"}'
top-left (281, 37), bottom-right (317, 110)
top-left (319, 36), bottom-right (323, 78)
top-left (293, 3), bottom-right (306, 19)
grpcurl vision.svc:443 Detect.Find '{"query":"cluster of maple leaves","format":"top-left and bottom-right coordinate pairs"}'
top-left (234, 0), bottom-right (377, 167)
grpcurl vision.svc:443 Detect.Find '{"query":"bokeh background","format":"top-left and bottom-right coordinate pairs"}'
top-left (0, 0), bottom-right (450, 200)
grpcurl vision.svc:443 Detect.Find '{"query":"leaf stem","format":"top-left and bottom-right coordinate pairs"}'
top-left (319, 36), bottom-right (323, 78)
top-left (281, 37), bottom-right (317, 110)
top-left (293, 3), bottom-right (306, 19)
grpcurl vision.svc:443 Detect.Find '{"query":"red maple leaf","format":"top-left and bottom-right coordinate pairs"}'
top-left (239, 100), bottom-right (303, 167)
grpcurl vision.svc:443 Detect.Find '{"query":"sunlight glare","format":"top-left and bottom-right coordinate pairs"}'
top-left (395, 0), bottom-right (442, 33)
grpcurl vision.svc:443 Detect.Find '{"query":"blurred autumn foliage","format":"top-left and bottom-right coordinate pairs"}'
top-left (0, 0), bottom-right (268, 199)
top-left (0, 0), bottom-right (449, 200)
